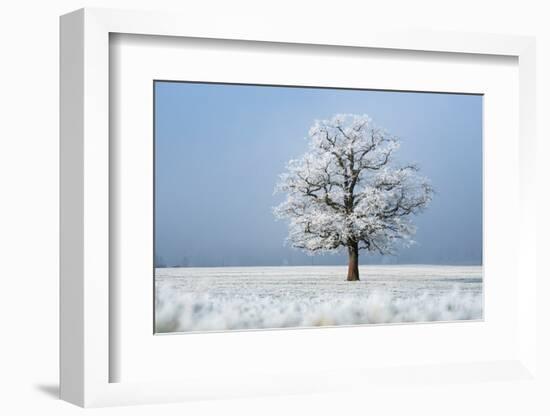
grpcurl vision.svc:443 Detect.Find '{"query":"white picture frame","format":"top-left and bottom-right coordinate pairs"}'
top-left (60, 7), bottom-right (537, 407)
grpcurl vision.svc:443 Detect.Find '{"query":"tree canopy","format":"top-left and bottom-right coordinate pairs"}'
top-left (274, 114), bottom-right (433, 262)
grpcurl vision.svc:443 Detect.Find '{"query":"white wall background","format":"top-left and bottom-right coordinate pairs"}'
top-left (0, 0), bottom-right (548, 415)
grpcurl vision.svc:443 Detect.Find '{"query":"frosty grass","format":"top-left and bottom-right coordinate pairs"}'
top-left (155, 265), bottom-right (482, 333)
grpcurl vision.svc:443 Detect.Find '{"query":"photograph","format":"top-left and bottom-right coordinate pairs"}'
top-left (153, 81), bottom-right (483, 333)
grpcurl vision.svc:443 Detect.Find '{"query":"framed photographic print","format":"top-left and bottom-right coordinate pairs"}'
top-left (60, 8), bottom-right (538, 407)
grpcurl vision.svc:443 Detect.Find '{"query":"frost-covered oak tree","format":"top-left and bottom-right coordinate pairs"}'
top-left (274, 114), bottom-right (433, 281)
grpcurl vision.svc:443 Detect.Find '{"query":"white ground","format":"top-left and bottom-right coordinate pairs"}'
top-left (155, 265), bottom-right (482, 333)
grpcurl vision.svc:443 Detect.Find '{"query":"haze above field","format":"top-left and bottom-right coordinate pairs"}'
top-left (155, 82), bottom-right (482, 267)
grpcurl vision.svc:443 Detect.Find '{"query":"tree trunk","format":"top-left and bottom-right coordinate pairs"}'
top-left (347, 242), bottom-right (360, 281)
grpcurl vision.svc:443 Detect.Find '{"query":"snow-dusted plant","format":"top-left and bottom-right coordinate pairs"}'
top-left (274, 114), bottom-right (433, 281)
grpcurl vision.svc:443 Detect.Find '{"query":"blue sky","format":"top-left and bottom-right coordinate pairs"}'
top-left (154, 82), bottom-right (482, 267)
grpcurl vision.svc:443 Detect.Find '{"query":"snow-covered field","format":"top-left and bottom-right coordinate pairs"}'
top-left (155, 265), bottom-right (483, 333)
